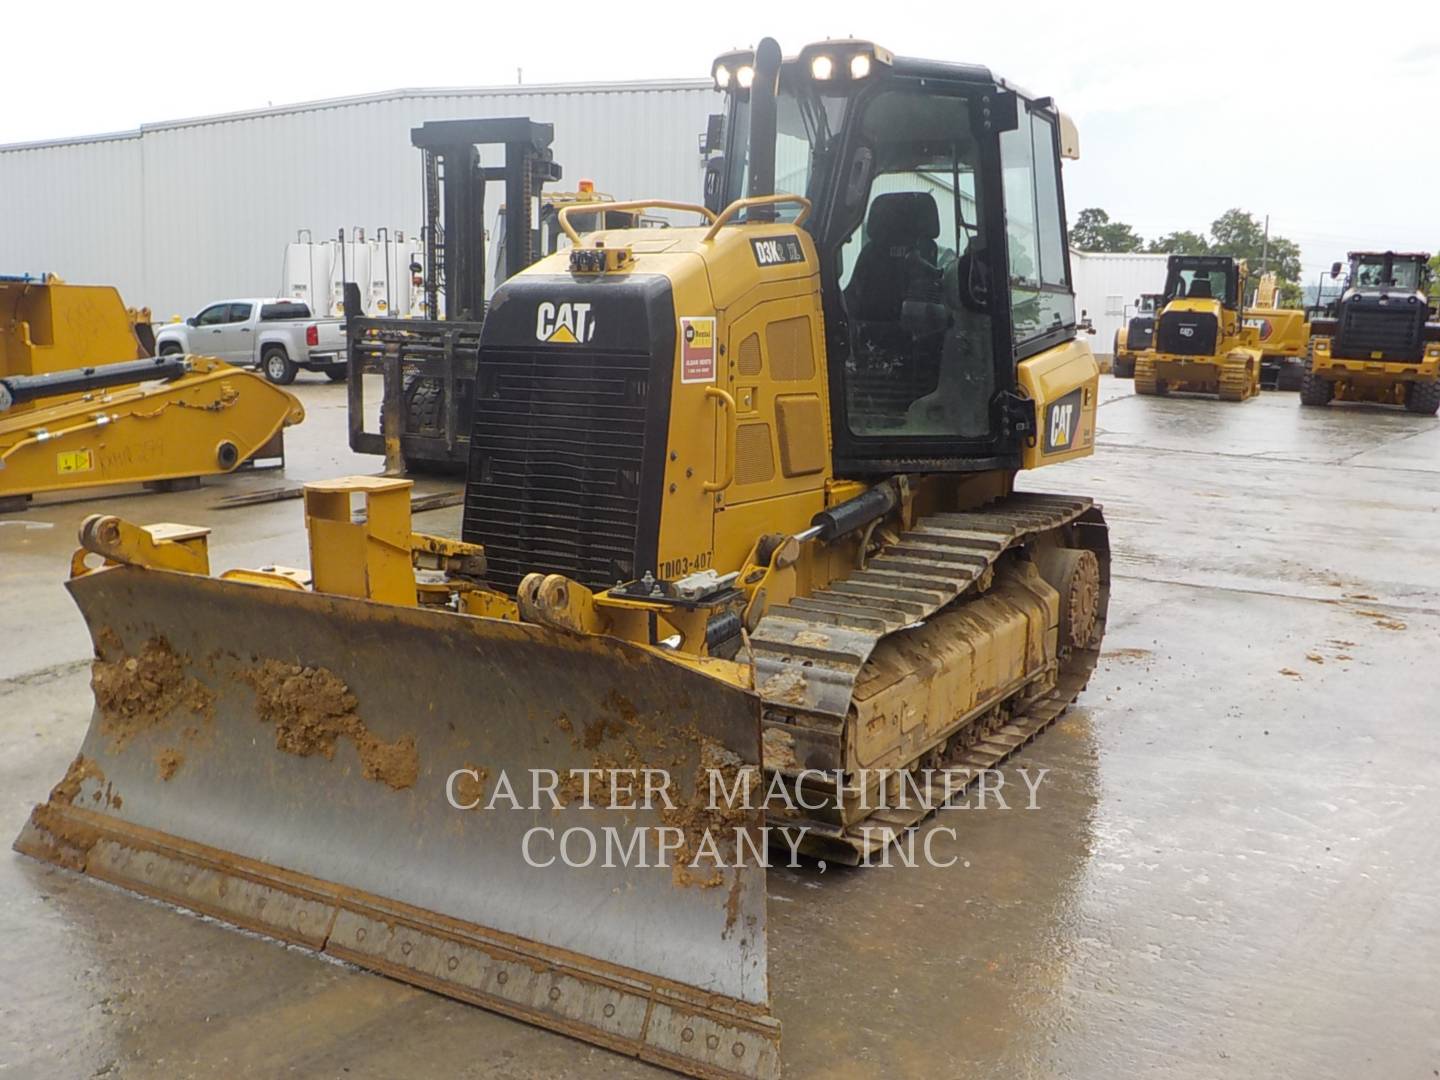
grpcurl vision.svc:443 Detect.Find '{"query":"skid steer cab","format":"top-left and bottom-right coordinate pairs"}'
top-left (18, 35), bottom-right (1111, 1080)
top-left (1134, 254), bottom-right (1262, 401)
top-left (1301, 250), bottom-right (1440, 413)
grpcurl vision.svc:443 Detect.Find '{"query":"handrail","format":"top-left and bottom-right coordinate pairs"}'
top-left (556, 200), bottom-right (717, 245)
top-left (702, 386), bottom-right (737, 494)
top-left (702, 194), bottom-right (813, 243)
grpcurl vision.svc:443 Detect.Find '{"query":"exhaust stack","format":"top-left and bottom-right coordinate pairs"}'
top-left (745, 37), bottom-right (783, 222)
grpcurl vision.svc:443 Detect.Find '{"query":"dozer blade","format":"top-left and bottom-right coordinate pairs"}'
top-left (16, 565), bottom-right (778, 1080)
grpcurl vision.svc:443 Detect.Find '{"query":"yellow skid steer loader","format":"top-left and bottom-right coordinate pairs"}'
top-left (17, 38), bottom-right (1109, 1079)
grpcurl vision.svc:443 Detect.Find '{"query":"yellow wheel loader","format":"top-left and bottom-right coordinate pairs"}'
top-left (1112, 293), bottom-right (1160, 378)
top-left (16, 39), bottom-right (1108, 1079)
top-left (1, 275), bottom-right (304, 511)
top-left (1134, 254), bottom-right (1262, 400)
top-left (1301, 251), bottom-right (1440, 413)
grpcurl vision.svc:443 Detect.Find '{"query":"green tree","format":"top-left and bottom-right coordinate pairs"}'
top-left (1070, 208), bottom-right (1146, 253)
top-left (1428, 253), bottom-right (1440, 298)
top-left (1147, 230), bottom-right (1210, 255)
top-left (1278, 280), bottom-right (1304, 307)
top-left (1207, 208), bottom-right (1302, 283)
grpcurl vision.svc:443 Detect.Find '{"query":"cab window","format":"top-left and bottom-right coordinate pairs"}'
top-left (227, 303), bottom-right (253, 322)
top-left (999, 106), bottom-right (1074, 349)
top-left (834, 89), bottom-right (994, 438)
top-left (196, 304), bottom-right (229, 326)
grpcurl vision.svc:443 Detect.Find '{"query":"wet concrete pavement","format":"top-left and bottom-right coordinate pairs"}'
top-left (3, 375), bottom-right (1438, 1078)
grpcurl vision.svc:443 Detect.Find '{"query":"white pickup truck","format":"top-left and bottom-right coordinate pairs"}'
top-left (154, 298), bottom-right (347, 385)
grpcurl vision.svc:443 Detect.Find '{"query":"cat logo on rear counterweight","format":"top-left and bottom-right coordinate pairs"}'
top-left (1043, 389), bottom-right (1082, 454)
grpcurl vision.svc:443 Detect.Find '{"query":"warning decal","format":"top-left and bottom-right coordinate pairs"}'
top-left (57, 449), bottom-right (95, 475)
top-left (680, 317), bottom-right (716, 383)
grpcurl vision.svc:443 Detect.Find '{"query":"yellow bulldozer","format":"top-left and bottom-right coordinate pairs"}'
top-left (16, 39), bottom-right (1109, 1079)
top-left (1134, 254), bottom-right (1263, 400)
top-left (1, 274), bottom-right (304, 511)
top-left (1300, 251), bottom-right (1440, 413)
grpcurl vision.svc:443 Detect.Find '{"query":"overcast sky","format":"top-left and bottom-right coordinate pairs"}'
top-left (8, 0), bottom-right (1438, 280)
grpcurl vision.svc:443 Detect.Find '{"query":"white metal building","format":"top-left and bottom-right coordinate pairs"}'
top-left (1070, 250), bottom-right (1170, 356)
top-left (0, 80), bottom-right (718, 318)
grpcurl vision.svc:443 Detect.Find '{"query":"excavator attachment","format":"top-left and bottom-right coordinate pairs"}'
top-left (0, 356), bottom-right (303, 509)
top-left (17, 559), bottom-right (777, 1078)
top-left (2, 275), bottom-right (300, 509)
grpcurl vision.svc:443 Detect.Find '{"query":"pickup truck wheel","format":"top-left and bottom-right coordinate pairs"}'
top-left (158, 343), bottom-right (183, 356)
top-left (261, 346), bottom-right (298, 385)
top-left (324, 364), bottom-right (348, 383)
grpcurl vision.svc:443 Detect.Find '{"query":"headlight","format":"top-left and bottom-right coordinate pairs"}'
top-left (850, 53), bottom-right (872, 79)
top-left (736, 64), bottom-right (755, 89)
top-left (714, 65), bottom-right (731, 89)
top-left (810, 54), bottom-right (834, 80)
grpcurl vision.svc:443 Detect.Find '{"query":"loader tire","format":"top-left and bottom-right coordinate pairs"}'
top-left (1112, 354), bottom-right (1135, 379)
top-left (261, 346), bottom-right (298, 385)
top-left (1299, 371), bottom-right (1333, 407)
top-left (1404, 379), bottom-right (1440, 416)
top-left (1275, 362), bottom-right (1305, 392)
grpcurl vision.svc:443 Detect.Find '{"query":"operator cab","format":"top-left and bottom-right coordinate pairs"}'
top-left (1346, 251), bottom-right (1427, 294)
top-left (1328, 251), bottom-right (1435, 362)
top-left (708, 39), bottom-right (1080, 474)
top-left (1162, 255), bottom-right (1240, 310)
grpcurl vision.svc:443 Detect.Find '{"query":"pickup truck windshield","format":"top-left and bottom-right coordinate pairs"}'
top-left (260, 302), bottom-right (311, 320)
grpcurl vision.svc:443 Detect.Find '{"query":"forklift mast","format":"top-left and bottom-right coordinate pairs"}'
top-left (347, 117), bottom-right (562, 472)
top-left (411, 118), bottom-right (562, 320)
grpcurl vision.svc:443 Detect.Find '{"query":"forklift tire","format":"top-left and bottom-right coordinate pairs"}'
top-left (404, 377), bottom-right (444, 436)
top-left (1404, 379), bottom-right (1440, 416)
top-left (261, 346), bottom-right (298, 386)
top-left (1299, 371), bottom-right (1333, 407)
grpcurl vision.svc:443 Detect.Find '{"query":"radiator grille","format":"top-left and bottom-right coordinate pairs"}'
top-left (1156, 311), bottom-right (1218, 356)
top-left (1338, 304), bottom-right (1423, 359)
top-left (464, 348), bottom-right (652, 594)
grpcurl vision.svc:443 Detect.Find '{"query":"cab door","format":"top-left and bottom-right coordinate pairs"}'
top-left (214, 302), bottom-right (255, 362)
top-left (191, 302), bottom-right (231, 356)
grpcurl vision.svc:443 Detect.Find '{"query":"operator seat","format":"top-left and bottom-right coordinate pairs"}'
top-left (1188, 278), bottom-right (1214, 300)
top-left (845, 192), bottom-right (942, 322)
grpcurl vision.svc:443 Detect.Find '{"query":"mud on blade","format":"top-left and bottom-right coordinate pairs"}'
top-left (16, 566), bottom-right (778, 1080)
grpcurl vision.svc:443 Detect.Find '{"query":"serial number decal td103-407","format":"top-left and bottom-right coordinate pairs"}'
top-left (658, 551), bottom-right (713, 580)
